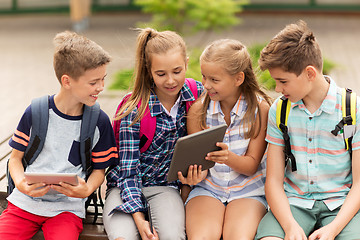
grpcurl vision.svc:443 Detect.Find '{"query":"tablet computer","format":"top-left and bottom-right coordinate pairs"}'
top-left (24, 172), bottom-right (79, 186)
top-left (167, 124), bottom-right (227, 182)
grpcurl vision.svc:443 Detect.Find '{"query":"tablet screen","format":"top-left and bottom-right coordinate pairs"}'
top-left (24, 172), bottom-right (79, 186)
top-left (167, 124), bottom-right (227, 182)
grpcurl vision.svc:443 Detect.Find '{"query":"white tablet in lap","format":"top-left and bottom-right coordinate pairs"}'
top-left (24, 172), bottom-right (79, 186)
top-left (166, 124), bottom-right (227, 182)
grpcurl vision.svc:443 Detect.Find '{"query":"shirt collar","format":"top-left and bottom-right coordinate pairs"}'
top-left (291, 75), bottom-right (337, 115)
top-left (208, 95), bottom-right (245, 117)
top-left (148, 80), bottom-right (197, 117)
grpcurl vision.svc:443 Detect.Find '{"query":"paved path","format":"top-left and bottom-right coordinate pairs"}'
top-left (1, 11), bottom-right (360, 144)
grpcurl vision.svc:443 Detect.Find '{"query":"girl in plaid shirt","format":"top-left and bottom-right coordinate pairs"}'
top-left (103, 28), bottom-right (203, 240)
top-left (183, 39), bottom-right (272, 239)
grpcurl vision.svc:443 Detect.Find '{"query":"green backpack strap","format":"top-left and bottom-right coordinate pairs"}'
top-left (331, 88), bottom-right (356, 156)
top-left (276, 96), bottom-right (297, 172)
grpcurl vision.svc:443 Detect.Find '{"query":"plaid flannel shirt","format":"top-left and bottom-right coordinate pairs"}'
top-left (107, 81), bottom-right (203, 214)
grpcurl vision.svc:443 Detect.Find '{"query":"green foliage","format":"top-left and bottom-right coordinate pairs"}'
top-left (108, 69), bottom-right (133, 90)
top-left (186, 48), bottom-right (203, 81)
top-left (248, 43), bottom-right (276, 90)
top-left (323, 58), bottom-right (336, 75)
top-left (110, 0), bottom-right (247, 90)
top-left (134, 0), bottom-right (246, 34)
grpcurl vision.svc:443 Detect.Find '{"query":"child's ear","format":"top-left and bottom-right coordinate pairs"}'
top-left (61, 74), bottom-right (71, 88)
top-left (235, 72), bottom-right (245, 86)
top-left (305, 65), bottom-right (317, 81)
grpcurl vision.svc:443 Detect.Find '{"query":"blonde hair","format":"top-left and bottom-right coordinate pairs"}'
top-left (200, 39), bottom-right (272, 138)
top-left (53, 31), bottom-right (111, 83)
top-left (259, 20), bottom-right (323, 75)
top-left (115, 28), bottom-right (187, 125)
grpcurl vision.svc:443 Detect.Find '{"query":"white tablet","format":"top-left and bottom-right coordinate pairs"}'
top-left (167, 124), bottom-right (227, 182)
top-left (24, 172), bottom-right (79, 186)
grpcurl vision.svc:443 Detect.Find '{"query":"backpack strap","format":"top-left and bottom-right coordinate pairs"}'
top-left (112, 93), bottom-right (154, 154)
top-left (112, 93), bottom-right (132, 151)
top-left (81, 102), bottom-right (102, 224)
top-left (139, 100), bottom-right (155, 153)
top-left (276, 96), bottom-right (297, 172)
top-left (185, 78), bottom-right (198, 111)
top-left (138, 78), bottom-right (199, 152)
top-left (113, 79), bottom-right (200, 154)
top-left (332, 88), bottom-right (356, 155)
top-left (24, 95), bottom-right (50, 166)
top-left (8, 95), bottom-right (49, 194)
top-left (80, 102), bottom-right (101, 179)
top-left (343, 88), bottom-right (356, 154)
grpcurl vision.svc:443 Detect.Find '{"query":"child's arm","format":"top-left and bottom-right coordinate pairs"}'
top-left (309, 149), bottom-right (360, 240)
top-left (205, 100), bottom-right (270, 176)
top-left (51, 169), bottom-right (105, 198)
top-left (266, 143), bottom-right (307, 239)
top-left (132, 211), bottom-right (159, 240)
top-left (8, 149), bottom-right (51, 197)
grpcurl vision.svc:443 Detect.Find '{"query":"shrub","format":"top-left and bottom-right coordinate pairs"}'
top-left (134, 0), bottom-right (245, 34)
top-left (108, 69), bottom-right (133, 90)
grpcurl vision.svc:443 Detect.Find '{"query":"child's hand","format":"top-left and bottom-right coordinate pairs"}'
top-left (138, 219), bottom-right (159, 240)
top-left (17, 177), bottom-right (51, 197)
top-left (205, 142), bottom-right (230, 164)
top-left (309, 224), bottom-right (337, 240)
top-left (284, 222), bottom-right (307, 240)
top-left (178, 165), bottom-right (207, 186)
top-left (50, 176), bottom-right (90, 198)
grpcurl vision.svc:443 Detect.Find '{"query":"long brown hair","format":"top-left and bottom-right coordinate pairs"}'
top-left (200, 39), bottom-right (272, 138)
top-left (114, 28), bottom-right (187, 125)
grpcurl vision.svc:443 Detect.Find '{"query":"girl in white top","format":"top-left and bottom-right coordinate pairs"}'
top-left (181, 39), bottom-right (272, 239)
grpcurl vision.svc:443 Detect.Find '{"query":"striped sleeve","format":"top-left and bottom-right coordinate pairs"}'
top-left (351, 95), bottom-right (360, 151)
top-left (9, 105), bottom-right (32, 152)
top-left (266, 98), bottom-right (285, 146)
top-left (91, 110), bottom-right (119, 169)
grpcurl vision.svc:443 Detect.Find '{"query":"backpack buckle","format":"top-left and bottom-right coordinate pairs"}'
top-left (284, 151), bottom-right (297, 172)
top-left (331, 115), bottom-right (352, 136)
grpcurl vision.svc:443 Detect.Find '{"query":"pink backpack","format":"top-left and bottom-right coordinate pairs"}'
top-left (113, 78), bottom-right (199, 153)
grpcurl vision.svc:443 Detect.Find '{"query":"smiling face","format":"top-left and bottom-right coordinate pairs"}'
top-left (150, 47), bottom-right (187, 103)
top-left (68, 64), bottom-right (107, 106)
top-left (201, 61), bottom-right (243, 103)
top-left (269, 67), bottom-right (312, 103)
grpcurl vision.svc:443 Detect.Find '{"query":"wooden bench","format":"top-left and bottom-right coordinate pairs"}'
top-left (0, 135), bottom-right (108, 240)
